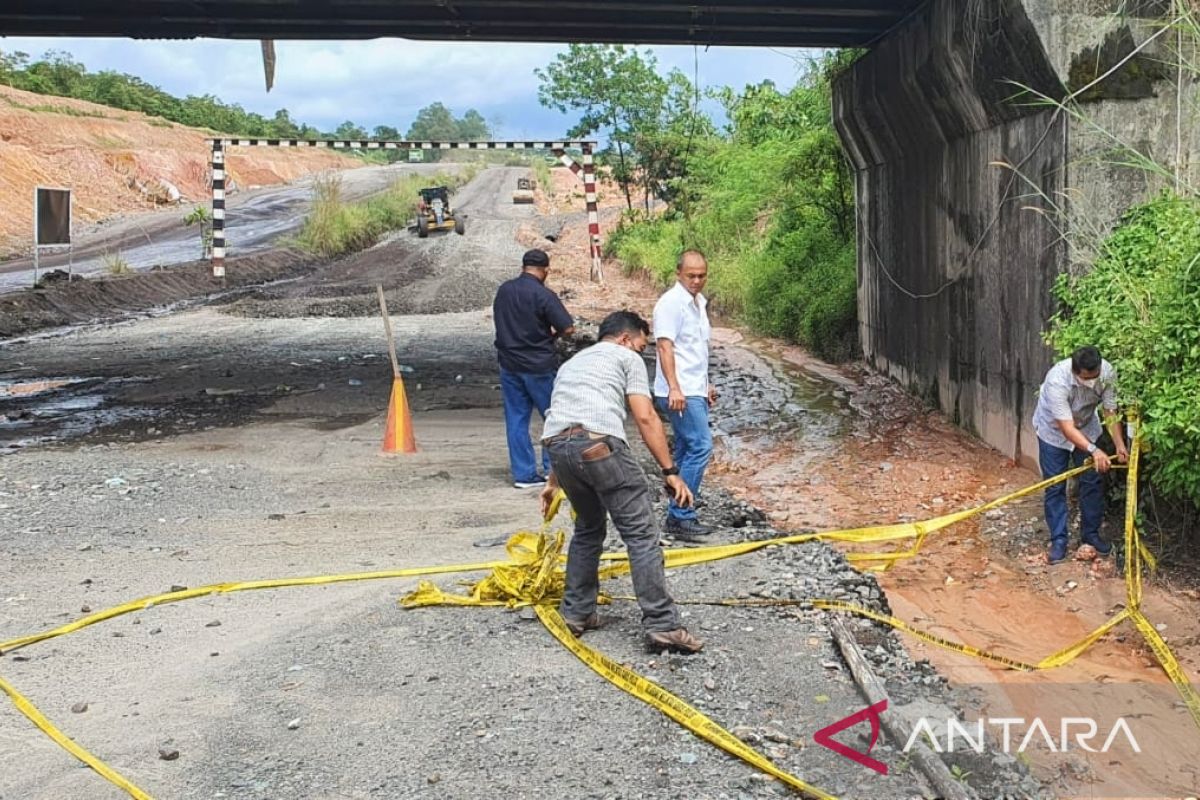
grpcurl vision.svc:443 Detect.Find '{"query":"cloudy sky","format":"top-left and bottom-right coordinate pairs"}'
top-left (0, 37), bottom-right (820, 138)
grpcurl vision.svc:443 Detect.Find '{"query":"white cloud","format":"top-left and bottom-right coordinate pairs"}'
top-left (0, 36), bottom-right (818, 137)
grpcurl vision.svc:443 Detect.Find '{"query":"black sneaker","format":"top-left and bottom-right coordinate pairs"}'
top-left (664, 517), bottom-right (713, 541)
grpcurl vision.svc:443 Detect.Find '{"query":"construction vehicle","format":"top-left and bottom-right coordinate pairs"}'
top-left (414, 186), bottom-right (465, 237)
top-left (512, 177), bottom-right (535, 204)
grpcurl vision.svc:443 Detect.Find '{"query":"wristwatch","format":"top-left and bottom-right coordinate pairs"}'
top-left (662, 465), bottom-right (680, 477)
top-left (1086, 442), bottom-right (1097, 455)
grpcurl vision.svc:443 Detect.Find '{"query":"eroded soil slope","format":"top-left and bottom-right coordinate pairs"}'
top-left (0, 84), bottom-right (360, 256)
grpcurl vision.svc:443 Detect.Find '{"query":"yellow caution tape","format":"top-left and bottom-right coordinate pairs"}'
top-left (591, 461), bottom-right (1104, 577)
top-left (1124, 432), bottom-right (1144, 610)
top-left (616, 593), bottom-right (1134, 676)
top-left (812, 600), bottom-right (1040, 671)
top-left (0, 558), bottom-right (511, 654)
top-left (401, 530), bottom-right (567, 608)
top-left (544, 488), bottom-right (569, 524)
top-left (399, 530), bottom-right (626, 609)
top-left (1035, 608), bottom-right (1132, 669)
top-left (1130, 609), bottom-right (1200, 730)
top-left (534, 605), bottom-right (838, 800)
top-left (1137, 536), bottom-right (1158, 574)
top-left (813, 599), bottom-right (1137, 672)
top-left (0, 672), bottom-right (151, 799)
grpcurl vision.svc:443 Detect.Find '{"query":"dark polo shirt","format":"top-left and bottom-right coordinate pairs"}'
top-left (492, 272), bottom-right (573, 374)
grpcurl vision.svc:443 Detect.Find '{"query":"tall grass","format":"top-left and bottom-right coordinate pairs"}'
top-left (533, 158), bottom-right (553, 202)
top-left (101, 251), bottom-right (132, 275)
top-left (295, 166), bottom-right (477, 258)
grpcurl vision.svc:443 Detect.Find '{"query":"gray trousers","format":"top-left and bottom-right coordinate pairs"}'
top-left (546, 433), bottom-right (681, 632)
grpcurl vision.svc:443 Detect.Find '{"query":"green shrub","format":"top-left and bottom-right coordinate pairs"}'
top-left (607, 147), bottom-right (858, 360)
top-left (606, 56), bottom-right (858, 361)
top-left (295, 167), bottom-right (476, 258)
top-left (1049, 192), bottom-right (1200, 506)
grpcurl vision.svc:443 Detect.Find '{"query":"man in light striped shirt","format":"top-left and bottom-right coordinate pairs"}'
top-left (539, 310), bottom-right (703, 654)
top-left (1032, 345), bottom-right (1129, 563)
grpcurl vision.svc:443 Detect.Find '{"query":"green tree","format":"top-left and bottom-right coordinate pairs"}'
top-left (183, 205), bottom-right (213, 259)
top-left (24, 51), bottom-right (87, 96)
top-left (373, 124), bottom-right (401, 140)
top-left (631, 68), bottom-right (716, 212)
top-left (605, 52), bottom-right (860, 362)
top-left (406, 102), bottom-right (460, 141)
top-left (269, 109), bottom-right (301, 138)
top-left (334, 120), bottom-right (367, 140)
top-left (457, 109), bottom-right (490, 140)
top-left (0, 50), bottom-right (31, 85)
top-left (535, 44), bottom-right (669, 209)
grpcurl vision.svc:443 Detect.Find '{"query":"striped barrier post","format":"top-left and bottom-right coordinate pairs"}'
top-left (210, 140), bottom-right (225, 278)
top-left (581, 143), bottom-right (603, 283)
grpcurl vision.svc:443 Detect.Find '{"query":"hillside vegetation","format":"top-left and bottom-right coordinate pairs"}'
top-left (537, 46), bottom-right (858, 362)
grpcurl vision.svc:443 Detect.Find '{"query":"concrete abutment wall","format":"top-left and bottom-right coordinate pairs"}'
top-left (835, 0), bottom-right (1188, 465)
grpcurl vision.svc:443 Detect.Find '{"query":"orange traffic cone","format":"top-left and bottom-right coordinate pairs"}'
top-left (382, 376), bottom-right (417, 454)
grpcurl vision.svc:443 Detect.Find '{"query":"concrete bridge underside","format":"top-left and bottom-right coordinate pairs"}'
top-left (0, 1), bottom-right (924, 47)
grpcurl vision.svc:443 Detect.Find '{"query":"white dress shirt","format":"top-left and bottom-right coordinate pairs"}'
top-left (652, 281), bottom-right (711, 397)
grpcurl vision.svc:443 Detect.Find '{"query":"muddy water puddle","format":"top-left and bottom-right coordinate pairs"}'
top-left (711, 331), bottom-right (849, 470)
top-left (0, 375), bottom-right (157, 453)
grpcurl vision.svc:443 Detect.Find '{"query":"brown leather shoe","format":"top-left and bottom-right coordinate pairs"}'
top-left (644, 628), bottom-right (704, 654)
top-left (563, 612), bottom-right (611, 637)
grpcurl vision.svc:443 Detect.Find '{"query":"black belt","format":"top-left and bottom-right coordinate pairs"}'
top-left (543, 425), bottom-right (599, 444)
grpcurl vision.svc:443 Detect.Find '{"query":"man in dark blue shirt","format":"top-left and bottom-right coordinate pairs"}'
top-left (493, 249), bottom-right (575, 488)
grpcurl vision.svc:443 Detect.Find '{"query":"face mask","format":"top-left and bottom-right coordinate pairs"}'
top-left (1078, 377), bottom-right (1098, 390)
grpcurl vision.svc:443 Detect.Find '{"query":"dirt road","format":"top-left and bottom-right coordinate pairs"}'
top-left (1, 167), bottom-right (1054, 799)
top-left (0, 163), bottom-right (457, 294)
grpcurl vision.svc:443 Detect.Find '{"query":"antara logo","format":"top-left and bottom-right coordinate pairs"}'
top-left (904, 717), bottom-right (1142, 754)
top-left (813, 699), bottom-right (889, 775)
top-left (814, 702), bottom-right (1143, 775)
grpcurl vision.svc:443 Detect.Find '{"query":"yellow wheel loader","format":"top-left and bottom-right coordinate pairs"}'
top-left (414, 186), bottom-right (465, 238)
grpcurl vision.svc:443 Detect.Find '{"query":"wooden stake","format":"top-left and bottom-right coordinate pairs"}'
top-left (828, 617), bottom-right (977, 800)
top-left (377, 285), bottom-right (401, 379)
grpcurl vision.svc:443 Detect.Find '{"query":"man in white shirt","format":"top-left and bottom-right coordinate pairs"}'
top-left (653, 250), bottom-right (717, 541)
top-left (1031, 345), bottom-right (1129, 563)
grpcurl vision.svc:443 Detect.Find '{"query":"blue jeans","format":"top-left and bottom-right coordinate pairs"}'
top-left (655, 396), bottom-right (713, 521)
top-left (500, 368), bottom-right (555, 482)
top-left (1038, 436), bottom-right (1104, 550)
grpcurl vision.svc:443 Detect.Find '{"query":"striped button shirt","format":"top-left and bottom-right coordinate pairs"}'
top-left (542, 342), bottom-right (652, 443)
top-left (1032, 358), bottom-right (1118, 450)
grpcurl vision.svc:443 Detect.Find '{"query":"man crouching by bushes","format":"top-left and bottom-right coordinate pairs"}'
top-left (1033, 345), bottom-right (1129, 564)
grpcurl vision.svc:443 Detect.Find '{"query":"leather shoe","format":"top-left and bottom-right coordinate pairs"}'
top-left (563, 612), bottom-right (612, 637)
top-left (644, 628), bottom-right (704, 654)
